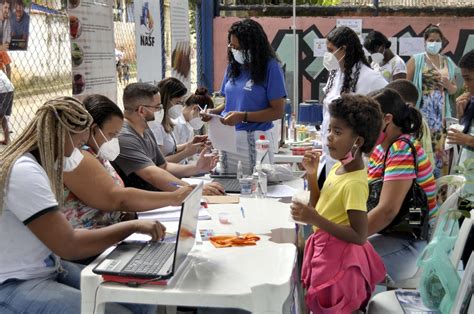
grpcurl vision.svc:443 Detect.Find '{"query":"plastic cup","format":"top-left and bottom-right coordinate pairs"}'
top-left (292, 190), bottom-right (310, 205)
top-left (218, 212), bottom-right (231, 224)
top-left (239, 177), bottom-right (253, 197)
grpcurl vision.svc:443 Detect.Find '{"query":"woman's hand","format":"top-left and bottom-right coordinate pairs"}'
top-left (290, 201), bottom-right (319, 225)
top-left (192, 135), bottom-right (208, 144)
top-left (301, 150), bottom-right (320, 175)
top-left (221, 111), bottom-right (245, 126)
top-left (200, 109), bottom-right (214, 122)
top-left (135, 220), bottom-right (166, 241)
top-left (184, 141), bottom-right (206, 156)
top-left (447, 129), bottom-right (474, 147)
top-left (195, 147), bottom-right (218, 172)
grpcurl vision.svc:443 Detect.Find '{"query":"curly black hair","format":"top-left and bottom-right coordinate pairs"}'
top-left (227, 19), bottom-right (278, 84)
top-left (364, 30), bottom-right (391, 54)
top-left (460, 49), bottom-right (474, 70)
top-left (328, 94), bottom-right (383, 154)
top-left (371, 88), bottom-right (424, 140)
top-left (326, 26), bottom-right (370, 94)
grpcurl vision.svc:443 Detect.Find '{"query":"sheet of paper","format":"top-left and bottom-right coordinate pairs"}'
top-left (203, 195), bottom-right (240, 204)
top-left (399, 37), bottom-right (425, 56)
top-left (182, 177), bottom-right (211, 185)
top-left (137, 208), bottom-right (211, 221)
top-left (336, 19), bottom-right (362, 36)
top-left (313, 38), bottom-right (327, 57)
top-left (207, 118), bottom-right (237, 153)
top-left (388, 37), bottom-right (398, 55)
top-left (266, 184), bottom-right (297, 198)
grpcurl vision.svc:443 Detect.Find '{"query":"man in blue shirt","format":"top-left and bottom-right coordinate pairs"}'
top-left (10, 0), bottom-right (29, 50)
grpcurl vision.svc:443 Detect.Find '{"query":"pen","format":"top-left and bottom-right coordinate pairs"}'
top-left (202, 104), bottom-right (207, 112)
top-left (169, 182), bottom-right (183, 188)
top-left (240, 206), bottom-right (245, 218)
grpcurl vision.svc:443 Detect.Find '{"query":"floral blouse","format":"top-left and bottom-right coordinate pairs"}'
top-left (62, 147), bottom-right (123, 229)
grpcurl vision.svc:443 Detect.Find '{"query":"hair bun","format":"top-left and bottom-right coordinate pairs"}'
top-left (385, 41), bottom-right (392, 49)
top-left (195, 87), bottom-right (209, 96)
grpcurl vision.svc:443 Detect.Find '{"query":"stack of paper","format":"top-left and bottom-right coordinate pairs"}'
top-left (137, 206), bottom-right (211, 222)
top-left (266, 184), bottom-right (297, 198)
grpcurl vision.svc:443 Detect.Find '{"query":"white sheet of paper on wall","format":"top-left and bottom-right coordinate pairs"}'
top-left (313, 38), bottom-right (327, 57)
top-left (399, 37), bottom-right (425, 56)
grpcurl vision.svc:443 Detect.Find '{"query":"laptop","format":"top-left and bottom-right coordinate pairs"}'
top-left (93, 182), bottom-right (203, 279)
top-left (210, 173), bottom-right (241, 193)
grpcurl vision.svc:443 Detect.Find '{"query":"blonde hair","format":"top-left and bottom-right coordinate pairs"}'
top-left (0, 97), bottom-right (92, 215)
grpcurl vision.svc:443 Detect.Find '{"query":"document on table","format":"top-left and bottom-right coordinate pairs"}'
top-left (137, 206), bottom-right (211, 221)
top-left (207, 118), bottom-right (237, 153)
top-left (266, 184), bottom-right (297, 198)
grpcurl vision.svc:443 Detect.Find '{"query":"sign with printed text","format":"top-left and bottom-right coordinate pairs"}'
top-left (313, 38), bottom-right (326, 57)
top-left (135, 0), bottom-right (162, 84)
top-left (336, 19), bottom-right (362, 37)
top-left (399, 37), bottom-right (425, 56)
top-left (67, 0), bottom-right (117, 102)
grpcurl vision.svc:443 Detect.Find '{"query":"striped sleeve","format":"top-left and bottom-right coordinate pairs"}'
top-left (383, 140), bottom-right (416, 182)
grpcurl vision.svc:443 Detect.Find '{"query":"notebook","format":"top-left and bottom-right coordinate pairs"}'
top-left (92, 182), bottom-right (203, 280)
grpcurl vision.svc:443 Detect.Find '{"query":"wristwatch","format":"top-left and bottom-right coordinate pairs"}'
top-left (243, 111), bottom-right (248, 123)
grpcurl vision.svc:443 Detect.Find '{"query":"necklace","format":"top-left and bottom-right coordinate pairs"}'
top-left (425, 53), bottom-right (443, 72)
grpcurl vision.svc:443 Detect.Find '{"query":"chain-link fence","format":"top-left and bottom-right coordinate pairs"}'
top-left (2, 0), bottom-right (197, 145)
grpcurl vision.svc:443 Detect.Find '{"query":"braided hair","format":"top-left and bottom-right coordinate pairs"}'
top-left (325, 26), bottom-right (370, 95)
top-left (0, 97), bottom-right (92, 215)
top-left (227, 19), bottom-right (278, 84)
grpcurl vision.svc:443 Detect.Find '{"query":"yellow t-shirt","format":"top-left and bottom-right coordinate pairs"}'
top-left (315, 163), bottom-right (368, 226)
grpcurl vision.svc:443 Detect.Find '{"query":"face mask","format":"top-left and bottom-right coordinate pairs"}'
top-left (63, 132), bottom-right (83, 172)
top-left (323, 47), bottom-right (344, 71)
top-left (340, 137), bottom-right (359, 166)
top-left (93, 128), bottom-right (120, 161)
top-left (154, 109), bottom-right (164, 124)
top-left (374, 123), bottom-right (389, 148)
top-left (188, 117), bottom-right (205, 130)
top-left (231, 48), bottom-right (247, 65)
top-left (371, 52), bottom-right (384, 65)
top-left (426, 42), bottom-right (442, 55)
top-left (168, 104), bottom-right (183, 119)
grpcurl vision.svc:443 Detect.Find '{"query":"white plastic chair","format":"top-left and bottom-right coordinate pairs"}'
top-left (382, 176), bottom-right (466, 289)
top-left (367, 211), bottom-right (474, 314)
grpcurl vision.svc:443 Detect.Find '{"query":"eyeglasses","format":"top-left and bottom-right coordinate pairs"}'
top-left (142, 104), bottom-right (163, 111)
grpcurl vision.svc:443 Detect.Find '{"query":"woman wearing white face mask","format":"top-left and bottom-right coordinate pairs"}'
top-left (0, 97), bottom-right (164, 313)
top-left (407, 25), bottom-right (458, 178)
top-left (202, 18), bottom-right (287, 175)
top-left (364, 30), bottom-right (407, 82)
top-left (321, 26), bottom-right (387, 177)
top-left (63, 94), bottom-right (193, 232)
top-left (149, 77), bottom-right (208, 164)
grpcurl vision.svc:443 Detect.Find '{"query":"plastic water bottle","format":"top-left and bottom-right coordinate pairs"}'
top-left (236, 160), bottom-right (243, 179)
top-left (252, 161), bottom-right (267, 198)
top-left (256, 135), bottom-right (270, 165)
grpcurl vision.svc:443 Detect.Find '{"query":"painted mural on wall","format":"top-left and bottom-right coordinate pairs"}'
top-left (213, 16), bottom-right (474, 103)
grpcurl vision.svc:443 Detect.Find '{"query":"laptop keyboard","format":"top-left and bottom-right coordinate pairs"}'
top-left (213, 178), bottom-right (241, 193)
top-left (123, 242), bottom-right (175, 275)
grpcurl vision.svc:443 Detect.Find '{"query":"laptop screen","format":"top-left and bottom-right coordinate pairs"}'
top-left (173, 182), bottom-right (203, 272)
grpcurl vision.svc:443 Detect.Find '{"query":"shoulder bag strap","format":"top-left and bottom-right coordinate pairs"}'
top-left (382, 136), bottom-right (418, 178)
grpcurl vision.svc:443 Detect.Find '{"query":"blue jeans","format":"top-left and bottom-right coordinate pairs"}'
top-left (0, 260), bottom-right (156, 314)
top-left (369, 234), bottom-right (427, 282)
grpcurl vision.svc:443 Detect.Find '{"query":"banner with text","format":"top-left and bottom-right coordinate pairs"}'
top-left (135, 0), bottom-right (162, 84)
top-left (67, 0), bottom-right (116, 102)
top-left (170, 0), bottom-right (190, 88)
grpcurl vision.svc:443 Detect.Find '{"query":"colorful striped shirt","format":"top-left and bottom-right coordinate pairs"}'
top-left (368, 134), bottom-right (438, 223)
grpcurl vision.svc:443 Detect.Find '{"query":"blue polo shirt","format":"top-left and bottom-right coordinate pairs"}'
top-left (220, 58), bottom-right (287, 131)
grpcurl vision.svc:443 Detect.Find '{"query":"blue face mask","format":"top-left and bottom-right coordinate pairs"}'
top-left (426, 42), bottom-right (442, 55)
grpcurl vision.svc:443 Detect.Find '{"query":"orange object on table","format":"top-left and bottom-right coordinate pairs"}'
top-left (209, 233), bottom-right (260, 248)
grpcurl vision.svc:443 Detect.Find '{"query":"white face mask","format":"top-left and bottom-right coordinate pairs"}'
top-left (93, 128), bottom-right (120, 161)
top-left (154, 109), bottom-right (164, 124)
top-left (188, 117), bottom-right (205, 130)
top-left (231, 48), bottom-right (247, 65)
top-left (371, 52), bottom-right (384, 65)
top-left (63, 132), bottom-right (84, 172)
top-left (323, 47), bottom-right (344, 71)
top-left (426, 42), bottom-right (442, 55)
top-left (168, 104), bottom-right (183, 119)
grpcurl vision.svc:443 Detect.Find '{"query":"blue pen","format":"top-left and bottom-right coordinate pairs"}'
top-left (240, 206), bottom-right (246, 218)
top-left (303, 178), bottom-right (307, 191)
top-left (169, 182), bottom-right (183, 188)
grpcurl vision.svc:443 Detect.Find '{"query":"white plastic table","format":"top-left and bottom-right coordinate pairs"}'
top-left (81, 197), bottom-right (298, 314)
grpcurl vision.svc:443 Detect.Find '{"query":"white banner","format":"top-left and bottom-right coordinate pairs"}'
top-left (135, 0), bottom-right (162, 84)
top-left (68, 0), bottom-right (117, 102)
top-left (170, 0), bottom-right (190, 88)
